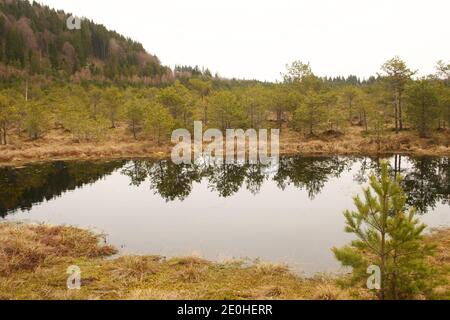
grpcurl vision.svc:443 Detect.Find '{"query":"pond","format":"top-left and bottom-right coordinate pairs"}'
top-left (1, 156), bottom-right (449, 275)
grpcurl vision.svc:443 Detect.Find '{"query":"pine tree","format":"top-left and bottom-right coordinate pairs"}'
top-left (380, 57), bottom-right (415, 133)
top-left (144, 103), bottom-right (174, 145)
top-left (333, 160), bottom-right (441, 300)
top-left (406, 78), bottom-right (440, 137)
top-left (123, 98), bottom-right (148, 139)
top-left (23, 100), bottom-right (51, 140)
top-left (294, 90), bottom-right (328, 136)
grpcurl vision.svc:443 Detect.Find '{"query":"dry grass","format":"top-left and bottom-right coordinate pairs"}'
top-left (426, 228), bottom-right (450, 267)
top-left (0, 124), bottom-right (448, 167)
top-left (0, 222), bottom-right (449, 300)
top-left (424, 228), bottom-right (450, 299)
top-left (0, 223), bottom-right (116, 276)
top-left (0, 222), bottom-right (351, 300)
top-left (279, 126), bottom-right (450, 156)
top-left (0, 125), bottom-right (170, 166)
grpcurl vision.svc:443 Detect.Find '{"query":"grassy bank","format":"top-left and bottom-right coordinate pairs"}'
top-left (0, 125), bottom-right (448, 166)
top-left (1, 223), bottom-right (449, 300)
top-left (0, 223), bottom-right (360, 300)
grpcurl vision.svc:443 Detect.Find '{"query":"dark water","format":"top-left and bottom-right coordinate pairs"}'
top-left (1, 156), bottom-right (449, 274)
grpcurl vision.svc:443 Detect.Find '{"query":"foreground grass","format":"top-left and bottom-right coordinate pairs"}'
top-left (0, 125), bottom-right (448, 166)
top-left (0, 223), bottom-right (448, 300)
top-left (0, 223), bottom-right (360, 300)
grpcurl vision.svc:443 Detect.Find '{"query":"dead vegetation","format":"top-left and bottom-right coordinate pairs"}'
top-left (0, 223), bottom-right (116, 276)
top-left (0, 124), bottom-right (448, 167)
top-left (0, 222), bottom-right (349, 300)
top-left (1, 222), bottom-right (448, 300)
top-left (279, 126), bottom-right (450, 156)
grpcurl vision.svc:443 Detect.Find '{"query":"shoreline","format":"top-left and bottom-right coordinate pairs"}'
top-left (1, 149), bottom-right (448, 168)
top-left (1, 138), bottom-right (449, 168)
top-left (0, 222), bottom-right (448, 300)
top-left (0, 223), bottom-right (356, 300)
top-left (0, 126), bottom-right (448, 167)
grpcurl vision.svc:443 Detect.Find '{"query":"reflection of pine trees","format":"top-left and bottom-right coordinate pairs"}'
top-left (0, 160), bottom-right (125, 217)
top-left (245, 164), bottom-right (267, 195)
top-left (354, 156), bottom-right (450, 214)
top-left (121, 160), bottom-right (152, 187)
top-left (273, 156), bottom-right (354, 199)
top-left (205, 164), bottom-right (247, 198)
top-left (2, 156), bottom-right (448, 217)
top-left (203, 162), bottom-right (270, 197)
top-left (147, 161), bottom-right (202, 202)
top-left (122, 160), bottom-right (203, 201)
top-left (402, 157), bottom-right (449, 213)
top-left (121, 160), bottom-right (270, 200)
top-left (122, 156), bottom-right (449, 208)
top-left (121, 157), bottom-right (355, 201)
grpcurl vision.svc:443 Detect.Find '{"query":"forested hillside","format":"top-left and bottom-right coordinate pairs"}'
top-left (0, 0), bottom-right (171, 83)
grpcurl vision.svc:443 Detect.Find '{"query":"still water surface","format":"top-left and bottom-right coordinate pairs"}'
top-left (1, 156), bottom-right (449, 274)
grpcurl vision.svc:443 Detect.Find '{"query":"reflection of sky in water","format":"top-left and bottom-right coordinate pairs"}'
top-left (3, 157), bottom-right (450, 275)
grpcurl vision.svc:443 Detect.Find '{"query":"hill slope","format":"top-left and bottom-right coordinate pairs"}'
top-left (0, 0), bottom-right (172, 83)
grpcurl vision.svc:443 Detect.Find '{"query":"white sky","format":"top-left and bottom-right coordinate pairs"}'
top-left (34, 0), bottom-right (449, 81)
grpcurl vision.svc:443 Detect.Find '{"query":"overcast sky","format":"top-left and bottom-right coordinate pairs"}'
top-left (35, 0), bottom-right (449, 81)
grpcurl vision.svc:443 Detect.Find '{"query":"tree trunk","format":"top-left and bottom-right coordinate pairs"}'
top-left (132, 121), bottom-right (137, 140)
top-left (92, 103), bottom-right (98, 120)
top-left (203, 103), bottom-right (208, 125)
top-left (394, 92), bottom-right (399, 134)
top-left (398, 91), bottom-right (403, 131)
top-left (25, 79), bottom-right (28, 102)
top-left (380, 231), bottom-right (386, 300)
top-left (363, 110), bottom-right (368, 132)
top-left (276, 110), bottom-right (283, 129)
top-left (420, 98), bottom-right (426, 138)
top-left (0, 124), bottom-right (6, 145)
top-left (392, 255), bottom-right (398, 300)
top-left (348, 99), bottom-right (353, 123)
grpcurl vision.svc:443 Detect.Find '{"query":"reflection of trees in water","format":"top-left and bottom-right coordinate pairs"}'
top-left (1, 156), bottom-right (448, 217)
top-left (0, 160), bottom-right (125, 217)
top-left (120, 156), bottom-right (354, 201)
top-left (122, 160), bottom-right (202, 201)
top-left (353, 156), bottom-right (449, 213)
top-left (205, 163), bottom-right (270, 197)
top-left (121, 156), bottom-right (449, 212)
top-left (273, 157), bottom-right (355, 199)
top-left (402, 157), bottom-right (449, 213)
top-left (205, 164), bottom-right (247, 198)
top-left (147, 161), bottom-right (202, 201)
top-left (121, 160), bottom-right (270, 200)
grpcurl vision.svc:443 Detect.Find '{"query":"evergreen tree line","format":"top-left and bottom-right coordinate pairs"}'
top-left (0, 56), bottom-right (448, 146)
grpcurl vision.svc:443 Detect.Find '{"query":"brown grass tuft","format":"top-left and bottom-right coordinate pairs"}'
top-left (312, 284), bottom-right (350, 300)
top-left (111, 255), bottom-right (161, 282)
top-left (254, 262), bottom-right (290, 276)
top-left (168, 256), bottom-right (210, 266)
top-left (0, 223), bottom-right (116, 276)
top-left (176, 263), bottom-right (208, 283)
